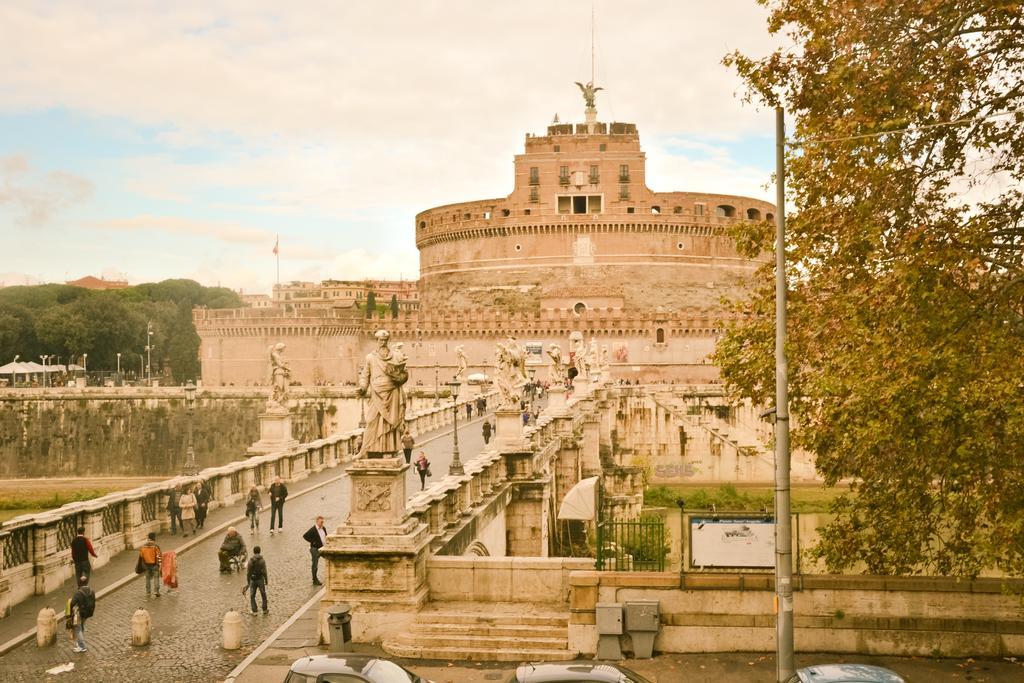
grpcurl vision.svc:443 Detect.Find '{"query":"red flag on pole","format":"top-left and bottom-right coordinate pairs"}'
top-left (272, 236), bottom-right (279, 255)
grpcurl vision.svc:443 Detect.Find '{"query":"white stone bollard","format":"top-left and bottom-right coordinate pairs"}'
top-left (131, 608), bottom-right (151, 646)
top-left (36, 607), bottom-right (57, 647)
top-left (222, 610), bottom-right (242, 650)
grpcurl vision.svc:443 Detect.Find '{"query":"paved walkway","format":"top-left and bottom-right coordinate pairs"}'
top-left (0, 411), bottom-right (491, 682)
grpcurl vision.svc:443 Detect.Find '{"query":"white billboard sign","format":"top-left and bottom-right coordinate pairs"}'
top-left (689, 517), bottom-right (775, 568)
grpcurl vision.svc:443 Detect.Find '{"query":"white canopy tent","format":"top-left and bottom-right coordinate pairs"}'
top-left (557, 476), bottom-right (599, 521)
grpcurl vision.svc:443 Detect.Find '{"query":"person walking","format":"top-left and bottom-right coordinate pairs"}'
top-left (179, 487), bottom-right (197, 537)
top-left (245, 485), bottom-right (262, 533)
top-left (481, 419), bottom-right (491, 445)
top-left (401, 432), bottom-right (415, 465)
top-left (246, 546), bottom-right (269, 615)
top-left (167, 484), bottom-right (183, 535)
top-left (66, 575), bottom-right (96, 653)
top-left (302, 516), bottom-right (327, 586)
top-left (194, 481), bottom-right (211, 530)
top-left (268, 477), bottom-right (288, 534)
top-left (138, 532), bottom-right (162, 597)
top-left (70, 527), bottom-right (97, 582)
top-left (466, 402), bottom-right (473, 419)
top-left (415, 451), bottom-right (431, 490)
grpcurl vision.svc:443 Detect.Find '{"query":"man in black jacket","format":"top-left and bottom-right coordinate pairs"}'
top-left (268, 477), bottom-right (288, 534)
top-left (246, 546), bottom-right (269, 615)
top-left (302, 516), bottom-right (327, 585)
top-left (167, 484), bottom-right (183, 535)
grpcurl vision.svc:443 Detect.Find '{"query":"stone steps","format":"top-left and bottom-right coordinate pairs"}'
top-left (382, 603), bottom-right (577, 662)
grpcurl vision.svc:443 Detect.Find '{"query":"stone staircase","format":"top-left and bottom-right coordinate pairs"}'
top-left (382, 602), bottom-right (577, 662)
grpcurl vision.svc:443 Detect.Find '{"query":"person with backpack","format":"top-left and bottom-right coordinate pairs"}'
top-left (246, 546), bottom-right (269, 615)
top-left (67, 575), bottom-right (96, 653)
top-left (401, 432), bottom-right (415, 464)
top-left (138, 532), bottom-right (162, 597)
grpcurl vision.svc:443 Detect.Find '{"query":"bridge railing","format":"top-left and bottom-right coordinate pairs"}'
top-left (0, 392), bottom-right (485, 618)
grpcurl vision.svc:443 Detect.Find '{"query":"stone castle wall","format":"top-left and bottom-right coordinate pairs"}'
top-left (0, 388), bottom-right (362, 478)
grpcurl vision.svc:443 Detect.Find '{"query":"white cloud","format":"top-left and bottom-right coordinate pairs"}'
top-left (0, 154), bottom-right (94, 227)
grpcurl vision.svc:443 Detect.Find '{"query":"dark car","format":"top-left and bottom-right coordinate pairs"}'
top-left (284, 654), bottom-right (432, 683)
top-left (508, 662), bottom-right (653, 683)
top-left (788, 664), bottom-right (907, 683)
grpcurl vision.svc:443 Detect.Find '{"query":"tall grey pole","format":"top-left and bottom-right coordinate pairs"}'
top-left (774, 105), bottom-right (795, 682)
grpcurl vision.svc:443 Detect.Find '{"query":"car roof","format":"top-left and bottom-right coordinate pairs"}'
top-left (514, 663), bottom-right (650, 682)
top-left (289, 654), bottom-right (387, 676)
top-left (798, 664), bottom-right (906, 683)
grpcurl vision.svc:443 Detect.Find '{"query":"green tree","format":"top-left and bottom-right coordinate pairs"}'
top-left (719, 1), bottom-right (1024, 578)
top-left (389, 294), bottom-right (399, 319)
top-left (365, 290), bottom-right (376, 318)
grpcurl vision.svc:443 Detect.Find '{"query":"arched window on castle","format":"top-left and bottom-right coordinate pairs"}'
top-left (746, 208), bottom-right (761, 220)
top-left (656, 328), bottom-right (665, 344)
top-left (716, 205), bottom-right (736, 218)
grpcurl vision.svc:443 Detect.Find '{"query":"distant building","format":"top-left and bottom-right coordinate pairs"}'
top-left (66, 275), bottom-right (130, 290)
top-left (240, 293), bottom-right (272, 308)
top-left (272, 279), bottom-right (418, 313)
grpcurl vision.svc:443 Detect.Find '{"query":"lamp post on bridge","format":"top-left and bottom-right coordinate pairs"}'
top-left (10, 354), bottom-right (19, 388)
top-left (182, 380), bottom-right (199, 476)
top-left (82, 353), bottom-right (87, 385)
top-left (446, 377), bottom-right (464, 476)
top-left (357, 364), bottom-right (366, 429)
top-left (433, 361), bottom-right (440, 407)
top-left (116, 352), bottom-right (121, 377)
top-left (40, 355), bottom-right (49, 388)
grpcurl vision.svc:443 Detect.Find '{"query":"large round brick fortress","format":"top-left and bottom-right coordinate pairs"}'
top-left (415, 107), bottom-right (774, 314)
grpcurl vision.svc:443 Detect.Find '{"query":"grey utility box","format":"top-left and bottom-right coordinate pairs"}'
top-left (595, 602), bottom-right (623, 660)
top-left (624, 600), bottom-right (660, 659)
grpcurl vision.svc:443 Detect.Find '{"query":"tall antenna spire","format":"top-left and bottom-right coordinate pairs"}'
top-left (590, 4), bottom-right (595, 84)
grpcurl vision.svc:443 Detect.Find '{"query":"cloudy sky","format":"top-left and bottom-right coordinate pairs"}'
top-left (0, 1), bottom-right (781, 294)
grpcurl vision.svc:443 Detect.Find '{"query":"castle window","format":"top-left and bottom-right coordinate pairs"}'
top-left (599, 143), bottom-right (607, 151)
top-left (557, 196), bottom-right (572, 214)
top-left (656, 328), bottom-right (666, 344)
top-left (695, 203), bottom-right (706, 216)
top-left (529, 186), bottom-right (539, 203)
top-left (558, 195), bottom-right (603, 214)
top-left (483, 211), bottom-right (491, 219)
top-left (651, 205), bottom-right (661, 215)
top-left (514, 244), bottom-right (522, 252)
top-left (619, 164), bottom-right (630, 182)
top-left (673, 206), bottom-right (682, 214)
top-left (502, 208), bottom-right (511, 217)
top-left (524, 209), bottom-right (531, 215)
top-left (464, 212), bottom-right (472, 220)
top-left (418, 220), bottom-right (426, 229)
top-left (529, 167), bottom-right (539, 185)
top-left (589, 165), bottom-right (600, 184)
top-left (573, 302), bottom-right (587, 315)
top-left (626, 207), bottom-right (635, 213)
top-left (746, 208), bottom-right (761, 220)
top-left (559, 166), bottom-right (570, 185)
top-left (619, 184), bottom-right (630, 200)
top-left (766, 212), bottom-right (774, 221)
top-left (553, 145), bottom-right (560, 152)
top-left (677, 242), bottom-right (685, 250)
top-left (716, 204), bottom-right (736, 218)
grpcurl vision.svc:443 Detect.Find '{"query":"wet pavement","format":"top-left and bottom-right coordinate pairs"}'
top-left (0, 412), bottom-right (489, 682)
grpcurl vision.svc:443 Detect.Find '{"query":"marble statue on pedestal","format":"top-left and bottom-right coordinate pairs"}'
top-left (455, 345), bottom-right (468, 380)
top-left (358, 330), bottom-right (408, 458)
top-left (268, 342), bottom-right (291, 410)
top-left (546, 343), bottom-right (566, 384)
top-left (495, 337), bottom-right (526, 409)
top-left (600, 344), bottom-right (610, 377)
top-left (571, 334), bottom-right (589, 381)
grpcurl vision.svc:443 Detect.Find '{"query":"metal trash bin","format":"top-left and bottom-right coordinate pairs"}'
top-left (595, 602), bottom-right (623, 660)
top-left (327, 603), bottom-right (352, 652)
top-left (624, 600), bottom-right (660, 659)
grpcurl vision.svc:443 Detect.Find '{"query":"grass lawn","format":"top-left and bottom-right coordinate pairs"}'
top-left (645, 483), bottom-right (848, 513)
top-left (0, 477), bottom-right (165, 525)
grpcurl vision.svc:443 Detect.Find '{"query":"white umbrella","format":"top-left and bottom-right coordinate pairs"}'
top-left (558, 476), bottom-right (599, 521)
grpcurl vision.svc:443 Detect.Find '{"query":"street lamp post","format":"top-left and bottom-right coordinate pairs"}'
top-left (146, 320), bottom-right (153, 383)
top-left (357, 364), bottom-right (367, 429)
top-left (82, 353), bottom-right (88, 385)
top-left (116, 352), bottom-right (121, 377)
top-left (40, 355), bottom-right (49, 388)
top-left (446, 377), bottom-right (464, 476)
top-left (433, 361), bottom-right (440, 407)
top-left (182, 380), bottom-right (198, 476)
top-left (11, 354), bottom-right (19, 388)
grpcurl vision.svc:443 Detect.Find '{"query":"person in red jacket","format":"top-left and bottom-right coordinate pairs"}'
top-left (70, 527), bottom-right (98, 584)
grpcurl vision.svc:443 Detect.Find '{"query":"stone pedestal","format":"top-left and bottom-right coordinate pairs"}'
top-left (545, 385), bottom-right (567, 416)
top-left (494, 408), bottom-right (525, 450)
top-left (573, 378), bottom-right (590, 397)
top-left (319, 457), bottom-right (430, 643)
top-left (248, 408), bottom-right (298, 455)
